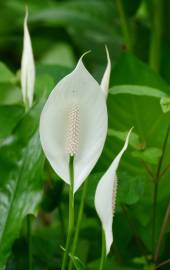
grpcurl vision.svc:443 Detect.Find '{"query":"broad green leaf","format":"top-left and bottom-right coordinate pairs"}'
top-left (110, 85), bottom-right (168, 98)
top-left (98, 52), bottom-right (170, 175)
top-left (0, 84), bottom-right (22, 105)
top-left (0, 63), bottom-right (16, 83)
top-left (40, 42), bottom-right (75, 67)
top-left (36, 64), bottom-right (71, 82)
top-left (0, 132), bottom-right (44, 268)
top-left (0, 105), bottom-right (24, 141)
top-left (30, 1), bottom-right (114, 34)
top-left (117, 172), bottom-right (145, 205)
top-left (110, 53), bottom-right (169, 92)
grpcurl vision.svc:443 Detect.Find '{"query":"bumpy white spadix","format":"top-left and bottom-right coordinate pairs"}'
top-left (94, 129), bottom-right (132, 255)
top-left (40, 54), bottom-right (108, 193)
top-left (21, 7), bottom-right (35, 109)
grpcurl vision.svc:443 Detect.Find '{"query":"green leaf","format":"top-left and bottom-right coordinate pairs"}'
top-left (97, 52), bottom-right (170, 176)
top-left (110, 85), bottom-right (168, 99)
top-left (0, 105), bottom-right (24, 141)
top-left (0, 132), bottom-right (44, 268)
top-left (131, 147), bottom-right (162, 165)
top-left (0, 63), bottom-right (16, 83)
top-left (31, 1), bottom-right (114, 34)
top-left (110, 53), bottom-right (169, 92)
top-left (0, 84), bottom-right (22, 105)
top-left (40, 42), bottom-right (75, 67)
top-left (36, 64), bottom-right (71, 82)
top-left (117, 172), bottom-right (145, 205)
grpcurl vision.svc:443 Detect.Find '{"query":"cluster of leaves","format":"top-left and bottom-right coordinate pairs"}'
top-left (0, 0), bottom-right (170, 270)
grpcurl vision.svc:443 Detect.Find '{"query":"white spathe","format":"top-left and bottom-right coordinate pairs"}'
top-left (94, 129), bottom-right (132, 255)
top-left (40, 55), bottom-right (108, 193)
top-left (21, 7), bottom-right (35, 109)
top-left (100, 46), bottom-right (111, 97)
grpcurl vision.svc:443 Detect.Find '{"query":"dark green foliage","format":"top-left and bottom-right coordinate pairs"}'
top-left (0, 1), bottom-right (169, 270)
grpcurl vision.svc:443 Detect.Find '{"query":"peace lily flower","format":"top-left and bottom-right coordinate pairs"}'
top-left (95, 129), bottom-right (132, 255)
top-left (39, 50), bottom-right (111, 193)
top-left (21, 7), bottom-right (35, 109)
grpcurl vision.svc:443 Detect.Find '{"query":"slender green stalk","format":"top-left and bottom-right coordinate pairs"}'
top-left (61, 156), bottom-right (74, 270)
top-left (24, 98), bottom-right (32, 270)
top-left (152, 181), bottom-right (159, 253)
top-left (115, 0), bottom-right (133, 51)
top-left (149, 0), bottom-right (163, 72)
top-left (27, 215), bottom-right (32, 270)
top-left (154, 259), bottom-right (170, 270)
top-left (99, 229), bottom-right (106, 270)
top-left (152, 125), bottom-right (170, 255)
top-left (58, 205), bottom-right (66, 242)
top-left (154, 202), bottom-right (170, 262)
top-left (68, 179), bottom-right (88, 270)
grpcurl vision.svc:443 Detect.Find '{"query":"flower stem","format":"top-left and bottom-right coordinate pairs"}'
top-left (115, 0), bottom-right (133, 51)
top-left (149, 0), bottom-right (163, 72)
top-left (61, 156), bottom-right (74, 270)
top-left (68, 179), bottom-right (88, 270)
top-left (27, 215), bottom-right (32, 270)
top-left (99, 229), bottom-right (106, 270)
top-left (154, 202), bottom-right (170, 262)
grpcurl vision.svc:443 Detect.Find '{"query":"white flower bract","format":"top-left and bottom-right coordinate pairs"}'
top-left (94, 129), bottom-right (132, 255)
top-left (21, 7), bottom-right (35, 109)
top-left (39, 55), bottom-right (108, 193)
top-left (100, 46), bottom-right (111, 97)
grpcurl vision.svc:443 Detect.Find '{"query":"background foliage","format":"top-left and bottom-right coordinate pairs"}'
top-left (0, 0), bottom-right (169, 269)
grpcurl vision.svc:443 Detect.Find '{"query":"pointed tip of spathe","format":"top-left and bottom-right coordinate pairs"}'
top-left (77, 50), bottom-right (91, 66)
top-left (127, 126), bottom-right (134, 139)
top-left (24, 5), bottom-right (29, 22)
top-left (100, 46), bottom-right (111, 97)
top-left (105, 45), bottom-right (111, 65)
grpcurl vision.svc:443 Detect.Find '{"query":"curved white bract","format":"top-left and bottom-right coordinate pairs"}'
top-left (40, 56), bottom-right (108, 192)
top-left (21, 7), bottom-right (35, 108)
top-left (94, 129), bottom-right (132, 255)
top-left (100, 46), bottom-right (111, 97)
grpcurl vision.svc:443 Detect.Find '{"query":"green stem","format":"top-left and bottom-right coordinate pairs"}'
top-left (68, 179), bottom-right (88, 270)
top-left (154, 202), bottom-right (170, 262)
top-left (61, 156), bottom-right (74, 270)
top-left (152, 125), bottom-right (170, 255)
top-left (149, 0), bottom-right (163, 72)
top-left (99, 229), bottom-right (106, 270)
top-left (152, 181), bottom-right (159, 254)
top-left (115, 0), bottom-right (133, 51)
top-left (27, 215), bottom-right (32, 270)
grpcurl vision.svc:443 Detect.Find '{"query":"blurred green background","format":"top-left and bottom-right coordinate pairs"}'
top-left (0, 0), bottom-right (170, 270)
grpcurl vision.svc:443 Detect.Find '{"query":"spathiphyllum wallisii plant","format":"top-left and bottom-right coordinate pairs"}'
top-left (1, 1), bottom-right (170, 270)
top-left (39, 48), bottom-right (131, 269)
